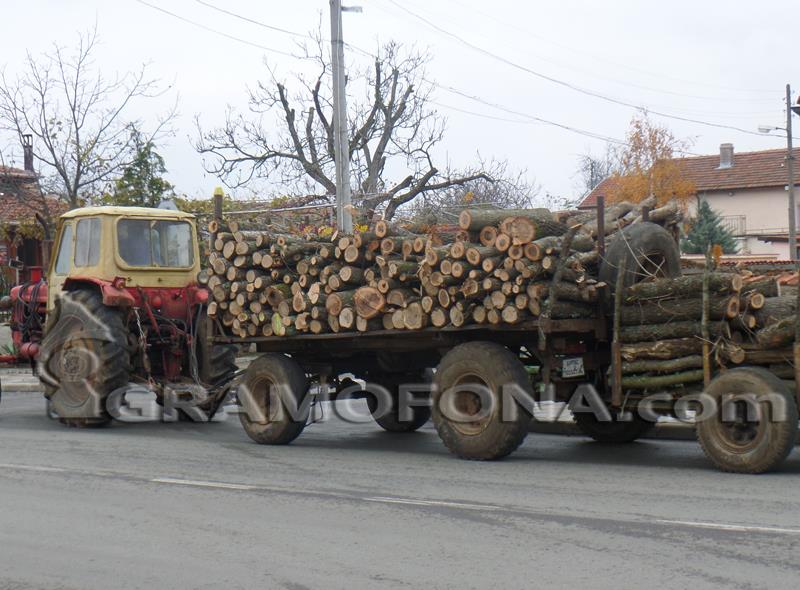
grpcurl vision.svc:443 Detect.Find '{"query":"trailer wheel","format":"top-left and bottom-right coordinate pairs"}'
top-left (696, 367), bottom-right (798, 474)
top-left (38, 290), bottom-right (132, 428)
top-left (238, 354), bottom-right (309, 445)
top-left (599, 222), bottom-right (681, 289)
top-left (432, 342), bottom-right (532, 460)
top-left (366, 373), bottom-right (431, 433)
top-left (574, 411), bottom-right (654, 443)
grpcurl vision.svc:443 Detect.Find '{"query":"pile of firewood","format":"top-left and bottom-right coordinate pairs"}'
top-left (201, 198), bottom-right (682, 338)
top-left (617, 270), bottom-right (798, 392)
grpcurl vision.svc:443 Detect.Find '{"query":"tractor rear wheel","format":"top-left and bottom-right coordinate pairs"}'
top-left (38, 290), bottom-right (132, 427)
top-left (196, 313), bottom-right (238, 388)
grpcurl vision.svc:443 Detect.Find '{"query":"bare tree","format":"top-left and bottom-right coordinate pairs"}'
top-left (196, 39), bottom-right (491, 221)
top-left (574, 145), bottom-right (618, 196)
top-left (405, 158), bottom-right (539, 221)
top-left (0, 28), bottom-right (175, 209)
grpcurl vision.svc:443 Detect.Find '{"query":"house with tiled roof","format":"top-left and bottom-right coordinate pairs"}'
top-left (578, 144), bottom-right (800, 259)
top-left (0, 139), bottom-right (67, 288)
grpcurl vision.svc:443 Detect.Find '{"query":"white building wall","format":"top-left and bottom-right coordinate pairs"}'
top-left (689, 187), bottom-right (796, 259)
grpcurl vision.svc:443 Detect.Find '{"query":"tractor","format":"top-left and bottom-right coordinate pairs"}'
top-left (1, 206), bottom-right (237, 425)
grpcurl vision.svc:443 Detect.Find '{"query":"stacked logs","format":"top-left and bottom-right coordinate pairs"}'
top-left (202, 199), bottom-right (683, 338)
top-left (617, 270), bottom-right (798, 392)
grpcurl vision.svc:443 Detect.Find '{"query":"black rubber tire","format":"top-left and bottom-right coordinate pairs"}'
top-left (196, 313), bottom-right (237, 387)
top-left (38, 290), bottom-right (131, 428)
top-left (599, 222), bottom-right (681, 290)
top-left (574, 411), bottom-right (654, 443)
top-left (432, 342), bottom-right (532, 460)
top-left (238, 354), bottom-right (309, 445)
top-left (696, 367), bottom-right (798, 474)
top-left (365, 373), bottom-right (431, 433)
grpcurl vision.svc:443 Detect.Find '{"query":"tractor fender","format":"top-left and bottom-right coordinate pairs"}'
top-left (63, 276), bottom-right (136, 307)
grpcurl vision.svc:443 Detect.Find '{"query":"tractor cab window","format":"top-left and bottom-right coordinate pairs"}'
top-left (117, 219), bottom-right (194, 268)
top-left (74, 217), bottom-right (101, 267)
top-left (54, 223), bottom-right (73, 275)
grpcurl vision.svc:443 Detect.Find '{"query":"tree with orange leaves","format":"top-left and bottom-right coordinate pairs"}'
top-left (607, 115), bottom-right (695, 205)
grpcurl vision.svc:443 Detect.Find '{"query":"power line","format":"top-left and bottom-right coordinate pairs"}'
top-left (132, 0), bottom-right (298, 58)
top-left (383, 0), bottom-right (785, 139)
top-left (436, 0), bottom-right (776, 98)
top-left (193, 0), bottom-right (303, 38)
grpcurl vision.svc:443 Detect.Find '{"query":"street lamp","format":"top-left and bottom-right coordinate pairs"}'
top-left (758, 84), bottom-right (799, 261)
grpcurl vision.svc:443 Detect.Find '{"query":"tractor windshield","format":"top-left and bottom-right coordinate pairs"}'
top-left (117, 219), bottom-right (194, 268)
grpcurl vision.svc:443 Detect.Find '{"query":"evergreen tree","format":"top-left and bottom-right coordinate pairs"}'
top-left (109, 133), bottom-right (173, 207)
top-left (681, 200), bottom-right (738, 254)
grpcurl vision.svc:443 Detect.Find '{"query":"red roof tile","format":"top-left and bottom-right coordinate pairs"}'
top-left (579, 146), bottom-right (800, 208)
top-left (0, 166), bottom-right (67, 226)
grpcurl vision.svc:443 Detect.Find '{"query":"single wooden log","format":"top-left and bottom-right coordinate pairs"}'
top-left (449, 304), bottom-right (471, 327)
top-left (354, 287), bottom-right (385, 319)
top-left (424, 247), bottom-right (449, 267)
top-left (328, 314), bottom-right (341, 333)
top-left (494, 233), bottom-right (511, 252)
top-left (439, 259), bottom-right (453, 275)
top-left (548, 301), bottom-right (596, 319)
top-left (754, 296), bottom-right (796, 327)
top-left (620, 338), bottom-right (703, 361)
top-left (356, 315), bottom-right (384, 332)
top-left (745, 292), bottom-right (766, 310)
top-left (449, 241), bottom-right (468, 260)
top-left (619, 320), bottom-right (729, 343)
top-left (459, 208), bottom-right (566, 236)
top-left (326, 290), bottom-right (356, 316)
top-left (386, 288), bottom-right (417, 308)
top-left (338, 266), bottom-right (364, 285)
top-left (466, 246), bottom-right (499, 266)
top-left (623, 273), bottom-right (743, 304)
top-left (741, 277), bottom-right (779, 299)
top-left (621, 355), bottom-right (704, 374)
top-left (402, 302), bottom-right (428, 330)
top-left (431, 307), bottom-right (449, 327)
top-left (437, 288), bottom-right (451, 309)
top-left (472, 306), bottom-right (487, 324)
top-left (620, 296), bottom-right (739, 325)
top-left (292, 291), bottom-right (309, 313)
top-left (481, 256), bottom-right (503, 273)
top-left (507, 244), bottom-right (525, 260)
top-left (309, 319), bottom-right (328, 334)
top-left (374, 220), bottom-right (393, 238)
top-left (338, 307), bottom-right (356, 330)
top-left (479, 225), bottom-right (498, 247)
top-left (501, 306), bottom-right (525, 324)
top-left (621, 370), bottom-right (705, 389)
top-left (755, 318), bottom-right (795, 348)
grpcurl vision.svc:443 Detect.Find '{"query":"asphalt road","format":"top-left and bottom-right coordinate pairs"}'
top-left (1, 391), bottom-right (799, 590)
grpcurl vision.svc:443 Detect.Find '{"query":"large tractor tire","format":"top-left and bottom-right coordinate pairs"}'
top-left (38, 290), bottom-right (132, 427)
top-left (599, 222), bottom-right (681, 290)
top-left (238, 354), bottom-right (309, 445)
top-left (432, 342), bottom-right (532, 460)
top-left (366, 372), bottom-right (431, 433)
top-left (574, 411), bottom-right (654, 443)
top-left (196, 314), bottom-right (238, 387)
top-left (696, 367), bottom-right (798, 474)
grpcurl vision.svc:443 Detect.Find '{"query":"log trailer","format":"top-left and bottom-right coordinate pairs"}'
top-left (1, 198), bottom-right (797, 473)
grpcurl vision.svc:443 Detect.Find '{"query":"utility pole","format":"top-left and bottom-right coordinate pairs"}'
top-left (330, 0), bottom-right (353, 234)
top-left (787, 83), bottom-right (797, 261)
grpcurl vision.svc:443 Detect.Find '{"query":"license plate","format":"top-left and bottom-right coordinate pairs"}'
top-left (562, 357), bottom-right (585, 378)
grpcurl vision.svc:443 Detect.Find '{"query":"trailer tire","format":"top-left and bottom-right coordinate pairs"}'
top-left (366, 373), bottom-right (431, 433)
top-left (238, 354), bottom-right (309, 445)
top-left (574, 411), bottom-right (654, 443)
top-left (696, 367), bottom-right (798, 474)
top-left (432, 342), bottom-right (531, 460)
top-left (38, 290), bottom-right (131, 428)
top-left (599, 222), bottom-right (681, 290)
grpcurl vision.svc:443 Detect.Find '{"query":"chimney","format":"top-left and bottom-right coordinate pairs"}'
top-left (719, 143), bottom-right (734, 169)
top-left (22, 134), bottom-right (34, 172)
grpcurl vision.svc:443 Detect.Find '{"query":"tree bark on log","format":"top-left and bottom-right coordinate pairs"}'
top-left (620, 296), bottom-right (739, 325)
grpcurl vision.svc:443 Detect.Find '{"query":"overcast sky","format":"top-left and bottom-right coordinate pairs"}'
top-left (0, 0), bottom-right (795, 204)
